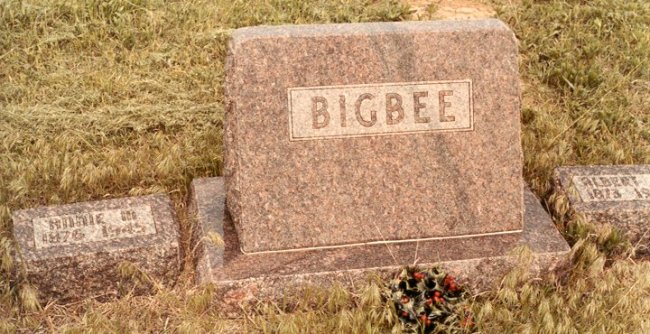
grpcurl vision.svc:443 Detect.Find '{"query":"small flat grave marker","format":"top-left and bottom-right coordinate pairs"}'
top-left (12, 194), bottom-right (181, 302)
top-left (554, 165), bottom-right (650, 252)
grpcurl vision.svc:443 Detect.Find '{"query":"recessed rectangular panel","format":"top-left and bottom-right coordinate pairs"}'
top-left (288, 80), bottom-right (473, 140)
top-left (32, 205), bottom-right (157, 249)
top-left (572, 174), bottom-right (650, 202)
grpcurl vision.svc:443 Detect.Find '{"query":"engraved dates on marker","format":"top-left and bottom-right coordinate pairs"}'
top-left (288, 80), bottom-right (473, 140)
top-left (32, 205), bottom-right (157, 249)
top-left (572, 174), bottom-right (650, 202)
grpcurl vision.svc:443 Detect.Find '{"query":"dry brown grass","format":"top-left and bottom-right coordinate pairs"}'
top-left (1, 0), bottom-right (649, 332)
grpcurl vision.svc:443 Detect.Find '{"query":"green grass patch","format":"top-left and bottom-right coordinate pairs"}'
top-left (496, 0), bottom-right (650, 192)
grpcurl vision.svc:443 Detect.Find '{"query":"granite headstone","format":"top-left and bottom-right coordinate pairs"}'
top-left (224, 19), bottom-right (524, 253)
top-left (189, 20), bottom-right (570, 303)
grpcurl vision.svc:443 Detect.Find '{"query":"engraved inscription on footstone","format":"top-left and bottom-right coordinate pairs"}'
top-left (288, 80), bottom-right (473, 141)
top-left (572, 174), bottom-right (650, 202)
top-left (32, 205), bottom-right (157, 249)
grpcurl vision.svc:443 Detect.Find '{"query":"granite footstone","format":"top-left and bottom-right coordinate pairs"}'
top-left (11, 194), bottom-right (181, 302)
top-left (190, 177), bottom-right (569, 305)
top-left (554, 165), bottom-right (650, 253)
top-left (224, 19), bottom-right (524, 253)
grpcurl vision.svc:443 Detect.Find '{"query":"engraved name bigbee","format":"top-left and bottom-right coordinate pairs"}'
top-left (288, 80), bottom-right (473, 140)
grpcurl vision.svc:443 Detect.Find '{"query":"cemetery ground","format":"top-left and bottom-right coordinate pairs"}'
top-left (1, 0), bottom-right (649, 332)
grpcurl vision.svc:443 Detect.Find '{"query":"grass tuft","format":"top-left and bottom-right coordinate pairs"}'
top-left (18, 283), bottom-right (40, 312)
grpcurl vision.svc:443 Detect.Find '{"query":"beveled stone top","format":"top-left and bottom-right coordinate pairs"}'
top-left (225, 19), bottom-right (524, 253)
top-left (229, 19), bottom-right (511, 41)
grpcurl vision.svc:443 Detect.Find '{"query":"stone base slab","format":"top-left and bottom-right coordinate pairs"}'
top-left (189, 177), bottom-right (569, 305)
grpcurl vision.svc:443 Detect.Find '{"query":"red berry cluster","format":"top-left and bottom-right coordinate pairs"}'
top-left (390, 266), bottom-right (470, 333)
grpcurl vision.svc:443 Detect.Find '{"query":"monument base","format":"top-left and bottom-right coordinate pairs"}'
top-left (189, 177), bottom-right (569, 307)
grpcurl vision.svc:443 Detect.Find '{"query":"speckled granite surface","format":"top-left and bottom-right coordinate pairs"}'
top-left (192, 177), bottom-right (569, 305)
top-left (189, 178), bottom-right (225, 284)
top-left (554, 165), bottom-right (650, 253)
top-left (11, 194), bottom-right (181, 302)
top-left (224, 19), bottom-right (524, 253)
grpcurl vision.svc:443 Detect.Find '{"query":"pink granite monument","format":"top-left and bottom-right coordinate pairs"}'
top-left (225, 19), bottom-right (524, 253)
top-left (190, 19), bottom-right (569, 303)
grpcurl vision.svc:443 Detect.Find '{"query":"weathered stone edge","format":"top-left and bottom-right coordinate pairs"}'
top-left (230, 19), bottom-right (512, 46)
top-left (189, 178), bottom-right (225, 284)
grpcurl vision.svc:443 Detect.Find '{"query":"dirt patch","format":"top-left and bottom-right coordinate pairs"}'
top-left (404, 0), bottom-right (496, 20)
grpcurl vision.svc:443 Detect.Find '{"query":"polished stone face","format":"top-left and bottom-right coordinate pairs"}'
top-left (225, 19), bottom-right (524, 253)
top-left (12, 194), bottom-right (180, 302)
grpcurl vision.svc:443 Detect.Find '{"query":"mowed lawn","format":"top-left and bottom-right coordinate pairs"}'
top-left (1, 0), bottom-right (649, 332)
